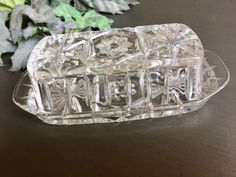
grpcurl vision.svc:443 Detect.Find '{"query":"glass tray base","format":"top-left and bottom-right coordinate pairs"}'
top-left (13, 50), bottom-right (229, 125)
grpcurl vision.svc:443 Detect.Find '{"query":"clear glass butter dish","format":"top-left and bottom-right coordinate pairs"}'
top-left (13, 24), bottom-right (230, 125)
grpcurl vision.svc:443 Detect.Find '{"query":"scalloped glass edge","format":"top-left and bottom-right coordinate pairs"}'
top-left (12, 50), bottom-right (230, 125)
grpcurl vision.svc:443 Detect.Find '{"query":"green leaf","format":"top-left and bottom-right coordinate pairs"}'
top-left (22, 23), bottom-right (38, 39)
top-left (50, 0), bottom-right (71, 7)
top-left (0, 11), bottom-right (16, 66)
top-left (29, 0), bottom-right (77, 35)
top-left (9, 36), bottom-right (41, 71)
top-left (53, 3), bottom-right (113, 30)
top-left (10, 4), bottom-right (53, 43)
top-left (0, 0), bottom-right (25, 12)
top-left (23, 22), bottom-right (50, 39)
top-left (53, 3), bottom-right (83, 23)
top-left (82, 10), bottom-right (113, 30)
top-left (124, 0), bottom-right (140, 5)
top-left (9, 0), bottom-right (79, 44)
top-left (78, 0), bottom-right (139, 14)
top-left (73, 0), bottom-right (87, 12)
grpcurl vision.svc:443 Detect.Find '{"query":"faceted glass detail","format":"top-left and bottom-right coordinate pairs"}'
top-left (129, 71), bottom-right (147, 107)
top-left (136, 24), bottom-right (204, 66)
top-left (89, 74), bottom-right (111, 112)
top-left (28, 32), bottom-right (91, 79)
top-left (89, 28), bottom-right (144, 73)
top-left (108, 73), bottom-right (128, 107)
top-left (168, 67), bottom-right (188, 104)
top-left (66, 76), bottom-right (92, 113)
top-left (12, 24), bottom-right (229, 125)
top-left (148, 69), bottom-right (167, 106)
top-left (37, 76), bottom-right (93, 115)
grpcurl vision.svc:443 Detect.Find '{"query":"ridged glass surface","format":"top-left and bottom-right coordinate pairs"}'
top-left (12, 24), bottom-right (230, 125)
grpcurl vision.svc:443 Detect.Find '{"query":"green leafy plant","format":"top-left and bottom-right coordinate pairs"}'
top-left (53, 3), bottom-right (113, 30)
top-left (0, 0), bottom-right (26, 12)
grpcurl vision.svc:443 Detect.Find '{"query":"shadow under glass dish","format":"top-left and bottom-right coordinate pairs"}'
top-left (13, 24), bottom-right (230, 125)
